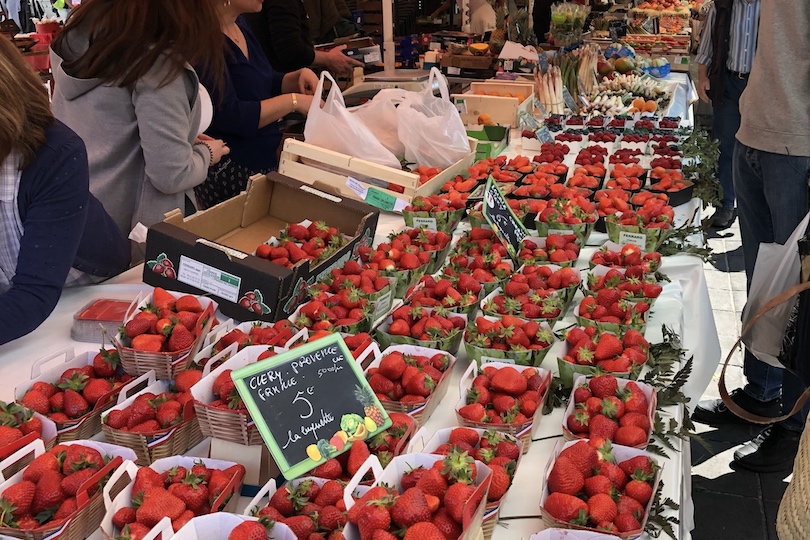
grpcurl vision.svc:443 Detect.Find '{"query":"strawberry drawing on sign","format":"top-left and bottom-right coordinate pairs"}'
top-left (238, 289), bottom-right (270, 315)
top-left (146, 253), bottom-right (176, 279)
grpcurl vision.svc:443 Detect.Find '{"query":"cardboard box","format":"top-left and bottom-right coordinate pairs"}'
top-left (453, 81), bottom-right (535, 127)
top-left (440, 52), bottom-right (497, 78)
top-left (467, 125), bottom-right (510, 159)
top-left (143, 173), bottom-right (379, 323)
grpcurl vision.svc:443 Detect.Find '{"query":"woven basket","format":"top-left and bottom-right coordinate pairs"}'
top-left (777, 414), bottom-right (810, 539)
top-left (102, 417), bottom-right (203, 466)
top-left (0, 443), bottom-right (135, 540)
top-left (194, 402), bottom-right (264, 446)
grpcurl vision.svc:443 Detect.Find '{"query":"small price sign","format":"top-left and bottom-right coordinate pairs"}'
top-left (231, 333), bottom-right (391, 480)
top-left (483, 177), bottom-right (529, 260)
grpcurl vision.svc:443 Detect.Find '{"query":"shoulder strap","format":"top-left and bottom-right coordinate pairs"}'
top-left (719, 280), bottom-right (810, 424)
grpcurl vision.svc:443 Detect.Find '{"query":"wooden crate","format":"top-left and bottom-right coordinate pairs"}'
top-left (452, 81), bottom-right (535, 127)
top-left (278, 138), bottom-right (477, 211)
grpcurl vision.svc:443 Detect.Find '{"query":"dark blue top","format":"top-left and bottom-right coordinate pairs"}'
top-left (0, 121), bottom-right (131, 346)
top-left (200, 17), bottom-right (286, 172)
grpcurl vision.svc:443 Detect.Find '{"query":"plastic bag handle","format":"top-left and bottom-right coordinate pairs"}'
top-left (719, 279), bottom-right (810, 424)
top-left (427, 67), bottom-right (450, 101)
top-left (316, 71), bottom-right (345, 112)
top-left (29, 346), bottom-right (76, 379)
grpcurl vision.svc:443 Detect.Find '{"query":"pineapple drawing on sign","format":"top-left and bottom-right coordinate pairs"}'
top-left (355, 385), bottom-right (384, 432)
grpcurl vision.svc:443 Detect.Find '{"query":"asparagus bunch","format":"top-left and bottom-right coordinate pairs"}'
top-left (534, 66), bottom-right (564, 115)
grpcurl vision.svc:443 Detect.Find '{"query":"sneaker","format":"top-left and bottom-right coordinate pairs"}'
top-left (732, 424), bottom-right (801, 473)
top-left (692, 389), bottom-right (781, 426)
top-left (710, 207), bottom-right (737, 230)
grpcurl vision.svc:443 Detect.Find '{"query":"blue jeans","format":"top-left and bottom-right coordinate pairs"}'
top-left (734, 141), bottom-right (810, 404)
top-left (713, 72), bottom-right (748, 210)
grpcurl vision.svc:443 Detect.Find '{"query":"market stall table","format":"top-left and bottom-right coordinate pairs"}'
top-left (0, 69), bottom-right (713, 540)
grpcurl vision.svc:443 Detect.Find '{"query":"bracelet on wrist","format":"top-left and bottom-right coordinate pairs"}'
top-left (291, 93), bottom-right (298, 113)
top-left (195, 141), bottom-right (214, 165)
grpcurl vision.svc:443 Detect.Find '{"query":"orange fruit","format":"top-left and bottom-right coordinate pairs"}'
top-left (474, 90), bottom-right (486, 95)
top-left (643, 100), bottom-right (658, 113)
top-left (514, 93), bottom-right (525, 102)
top-left (631, 98), bottom-right (646, 110)
top-left (488, 91), bottom-right (500, 96)
top-left (478, 113), bottom-right (493, 125)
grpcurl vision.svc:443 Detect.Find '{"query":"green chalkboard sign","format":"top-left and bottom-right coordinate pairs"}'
top-left (231, 334), bottom-right (391, 480)
top-left (483, 177), bottom-right (530, 260)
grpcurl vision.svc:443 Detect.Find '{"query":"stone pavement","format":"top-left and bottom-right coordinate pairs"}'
top-left (690, 215), bottom-right (790, 540)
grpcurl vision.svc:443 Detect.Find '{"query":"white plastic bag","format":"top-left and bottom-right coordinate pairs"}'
top-left (397, 67), bottom-right (470, 169)
top-left (742, 210), bottom-right (810, 368)
top-left (351, 88), bottom-right (409, 158)
top-left (304, 72), bottom-right (400, 168)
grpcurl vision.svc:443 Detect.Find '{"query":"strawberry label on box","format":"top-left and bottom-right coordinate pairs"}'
top-left (231, 333), bottom-right (392, 480)
top-left (619, 231), bottom-right (647, 247)
top-left (482, 177), bottom-right (529, 260)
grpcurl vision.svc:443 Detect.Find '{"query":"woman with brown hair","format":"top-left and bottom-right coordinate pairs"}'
top-left (50, 0), bottom-right (230, 245)
top-left (0, 38), bottom-right (130, 346)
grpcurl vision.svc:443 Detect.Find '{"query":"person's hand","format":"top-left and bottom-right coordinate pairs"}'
top-left (196, 134), bottom-right (214, 142)
top-left (697, 73), bottom-right (711, 103)
top-left (203, 138), bottom-right (229, 165)
top-left (293, 94), bottom-right (318, 115)
top-left (297, 68), bottom-right (319, 96)
top-left (326, 45), bottom-right (364, 77)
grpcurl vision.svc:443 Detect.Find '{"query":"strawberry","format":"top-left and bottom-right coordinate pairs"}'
top-left (151, 287), bottom-right (176, 311)
top-left (346, 440), bottom-right (370, 476)
top-left (415, 467), bottom-right (448, 498)
top-left (544, 492), bottom-right (587, 522)
top-left (136, 488), bottom-right (187, 527)
top-left (93, 349), bottom-right (120, 378)
top-left (614, 425), bottom-right (648, 447)
top-left (617, 494), bottom-right (645, 518)
top-left (615, 512), bottom-right (642, 533)
top-left (443, 482), bottom-right (474, 524)
top-left (168, 472), bottom-right (208, 512)
top-left (61, 467), bottom-right (95, 497)
top-left (0, 425), bottom-right (23, 448)
top-left (487, 465), bottom-right (511, 501)
top-left (595, 461), bottom-right (629, 490)
top-left (62, 389), bottom-right (89, 419)
top-left (131, 466), bottom-right (164, 499)
top-left (227, 520), bottom-right (268, 540)
top-left (168, 324), bottom-right (195, 352)
top-left (390, 487), bottom-right (432, 527)
top-left (0, 480), bottom-right (35, 517)
top-left (83, 378), bottom-right (112, 406)
top-left (124, 317), bottom-right (152, 338)
top-left (584, 475), bottom-right (614, 497)
top-left (489, 368), bottom-right (527, 396)
top-left (458, 403), bottom-right (487, 423)
top-left (402, 522), bottom-right (445, 540)
top-left (620, 412), bottom-right (651, 433)
top-left (594, 333), bottom-right (623, 361)
top-left (448, 427), bottom-right (480, 448)
top-left (32, 468), bottom-right (65, 514)
top-left (175, 370), bottom-right (203, 393)
top-left (588, 375), bottom-right (619, 399)
top-left (589, 414), bottom-right (619, 440)
top-left (587, 492), bottom-right (618, 525)
top-left (355, 499), bottom-right (391, 540)
top-left (431, 507), bottom-right (462, 540)
top-left (175, 294), bottom-right (203, 313)
top-left (62, 443), bottom-right (104, 473)
top-left (311, 459), bottom-right (342, 481)
top-left (22, 452), bottom-right (60, 483)
top-left (378, 353), bottom-right (406, 380)
top-left (21, 390), bottom-right (51, 415)
top-left (619, 456), bottom-right (655, 478)
top-left (53, 496), bottom-right (78, 521)
top-left (547, 456), bottom-right (585, 495)
top-left (318, 504), bottom-right (346, 532)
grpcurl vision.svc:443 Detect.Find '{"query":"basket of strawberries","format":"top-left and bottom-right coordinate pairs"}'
top-left (402, 195), bottom-right (467, 234)
top-left (411, 426), bottom-right (524, 539)
top-left (540, 439), bottom-right (662, 538)
top-left (99, 456), bottom-right (245, 540)
top-left (464, 315), bottom-right (555, 367)
top-left (535, 197), bottom-right (598, 246)
top-left (0, 438), bottom-right (138, 540)
top-left (114, 288), bottom-right (217, 380)
top-left (0, 401), bottom-right (57, 476)
top-left (169, 512), bottom-right (297, 540)
top-left (563, 374), bottom-right (656, 449)
top-left (557, 326), bottom-right (650, 386)
top-left (16, 347), bottom-right (138, 443)
top-left (363, 345), bottom-right (456, 425)
top-left (407, 274), bottom-right (483, 317)
top-left (190, 344), bottom-right (269, 446)
top-left (455, 362), bottom-right (552, 452)
top-left (100, 371), bottom-right (203, 466)
top-left (375, 306), bottom-right (467, 355)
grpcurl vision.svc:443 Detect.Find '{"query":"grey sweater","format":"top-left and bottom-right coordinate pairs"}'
top-left (736, 0), bottom-right (810, 156)
top-left (50, 37), bottom-right (210, 237)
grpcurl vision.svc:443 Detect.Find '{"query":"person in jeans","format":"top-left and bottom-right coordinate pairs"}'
top-left (697, 0), bottom-right (810, 473)
top-left (695, 0), bottom-right (760, 231)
